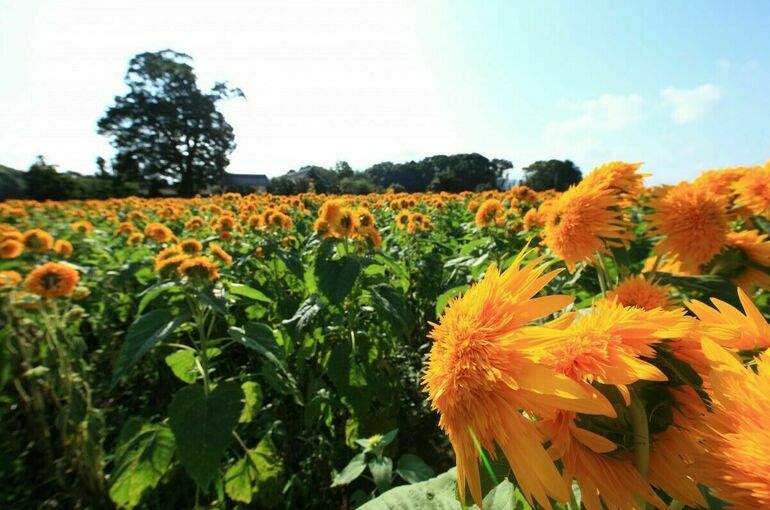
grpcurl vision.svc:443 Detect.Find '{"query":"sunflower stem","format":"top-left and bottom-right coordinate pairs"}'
top-left (629, 388), bottom-right (650, 509)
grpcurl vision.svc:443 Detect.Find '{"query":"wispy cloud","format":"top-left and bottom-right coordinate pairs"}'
top-left (543, 93), bottom-right (644, 138)
top-left (660, 84), bottom-right (722, 124)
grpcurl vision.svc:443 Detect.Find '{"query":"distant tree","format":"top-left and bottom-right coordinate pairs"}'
top-left (24, 156), bottom-right (69, 201)
top-left (0, 164), bottom-right (26, 199)
top-left (339, 177), bottom-right (376, 194)
top-left (98, 50), bottom-right (243, 196)
top-left (334, 161), bottom-right (354, 180)
top-left (95, 156), bottom-right (109, 177)
top-left (521, 159), bottom-right (582, 191)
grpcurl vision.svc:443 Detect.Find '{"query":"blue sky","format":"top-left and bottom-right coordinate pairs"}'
top-left (0, 0), bottom-right (768, 183)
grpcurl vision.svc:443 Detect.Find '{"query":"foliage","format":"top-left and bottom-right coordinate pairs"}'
top-left (521, 159), bottom-right (582, 191)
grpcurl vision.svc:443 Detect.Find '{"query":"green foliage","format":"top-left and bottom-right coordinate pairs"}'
top-left (168, 382), bottom-right (244, 489)
top-left (108, 418), bottom-right (176, 509)
top-left (224, 437), bottom-right (285, 505)
top-left (521, 159), bottom-right (582, 191)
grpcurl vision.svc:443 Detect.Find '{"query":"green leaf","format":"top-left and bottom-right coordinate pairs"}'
top-left (282, 295), bottom-right (323, 335)
top-left (396, 454), bottom-right (435, 484)
top-left (239, 381), bottom-right (263, 423)
top-left (754, 215), bottom-right (770, 235)
top-left (164, 350), bottom-right (197, 384)
top-left (359, 468), bottom-right (460, 510)
top-left (137, 281), bottom-right (180, 314)
top-left (224, 437), bottom-right (284, 505)
top-left (331, 452), bottom-right (368, 487)
top-left (111, 308), bottom-right (190, 388)
top-left (109, 418), bottom-right (176, 509)
top-left (315, 241), bottom-right (361, 305)
top-left (168, 382), bottom-right (244, 489)
top-left (369, 456), bottom-right (393, 493)
top-left (435, 285), bottom-right (469, 316)
top-left (229, 284), bottom-right (272, 303)
top-left (477, 479), bottom-right (530, 510)
top-left (196, 287), bottom-right (228, 315)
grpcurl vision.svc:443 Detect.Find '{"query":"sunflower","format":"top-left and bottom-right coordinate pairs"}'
top-left (0, 239), bottom-right (24, 259)
top-left (126, 233), bottom-right (145, 246)
top-left (424, 251), bottom-right (614, 508)
top-left (731, 163), bottom-right (770, 216)
top-left (355, 225), bottom-right (382, 249)
top-left (540, 411), bottom-right (664, 510)
top-left (522, 207), bottom-right (545, 231)
top-left (144, 222), bottom-right (175, 243)
top-left (394, 211), bottom-right (410, 230)
top-left (581, 161), bottom-right (647, 200)
top-left (694, 167), bottom-right (746, 197)
top-left (605, 275), bottom-right (672, 310)
top-left (525, 301), bottom-right (692, 400)
top-left (185, 216), bottom-right (206, 231)
top-left (542, 185), bottom-right (630, 271)
top-left (178, 239), bottom-right (204, 255)
top-left (71, 220), bottom-right (95, 234)
top-left (178, 256), bottom-right (219, 283)
top-left (25, 262), bottom-right (80, 298)
top-left (155, 254), bottom-right (188, 277)
top-left (356, 208), bottom-right (376, 228)
top-left (474, 199), bottom-right (504, 227)
top-left (22, 229), bottom-right (54, 252)
top-left (210, 243), bottom-right (233, 265)
top-left (695, 339), bottom-right (770, 509)
top-left (685, 287), bottom-right (770, 351)
top-left (54, 239), bottom-right (74, 258)
top-left (648, 182), bottom-right (729, 271)
top-left (116, 221), bottom-right (135, 235)
top-left (712, 229), bottom-right (770, 291)
top-left (0, 270), bottom-right (22, 288)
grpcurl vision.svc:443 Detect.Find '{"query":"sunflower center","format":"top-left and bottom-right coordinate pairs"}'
top-left (550, 332), bottom-right (613, 380)
top-left (42, 273), bottom-right (62, 290)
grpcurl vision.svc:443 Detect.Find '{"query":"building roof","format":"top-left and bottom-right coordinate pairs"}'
top-left (222, 172), bottom-right (270, 187)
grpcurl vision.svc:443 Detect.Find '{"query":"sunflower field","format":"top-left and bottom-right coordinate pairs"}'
top-left (2, 161), bottom-right (770, 510)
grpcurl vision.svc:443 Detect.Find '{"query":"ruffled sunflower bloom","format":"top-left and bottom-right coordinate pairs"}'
top-left (144, 222), bottom-right (175, 243)
top-left (210, 243), bottom-right (233, 265)
top-left (424, 251), bottom-right (614, 508)
top-left (54, 239), bottom-right (74, 258)
top-left (474, 199), bottom-right (504, 227)
top-left (581, 161), bottom-right (647, 201)
top-left (648, 182), bottom-right (729, 271)
top-left (126, 233), bottom-right (144, 246)
top-left (694, 166), bottom-right (747, 196)
top-left (25, 262), bottom-right (80, 298)
top-left (542, 185), bottom-right (630, 272)
top-left (71, 220), bottom-right (95, 234)
top-left (394, 211), bottom-right (410, 230)
top-left (695, 339), bottom-right (770, 509)
top-left (22, 229), bottom-right (54, 252)
top-left (731, 163), bottom-right (770, 216)
top-left (0, 238), bottom-right (24, 259)
top-left (539, 411), bottom-right (664, 510)
top-left (185, 216), bottom-right (206, 231)
top-left (178, 239), bottom-right (204, 255)
top-left (686, 287), bottom-right (770, 351)
top-left (178, 256), bottom-right (219, 283)
top-left (0, 270), bottom-right (22, 288)
top-left (605, 275), bottom-right (672, 310)
top-left (155, 254), bottom-right (188, 277)
top-left (709, 230), bottom-right (770, 292)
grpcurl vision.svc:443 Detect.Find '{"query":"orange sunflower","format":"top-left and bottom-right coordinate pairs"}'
top-left (25, 262), bottom-right (80, 298)
top-left (424, 250), bottom-right (614, 508)
top-left (647, 182), bottom-right (729, 272)
top-left (605, 275), bottom-right (672, 310)
top-left (178, 257), bottom-right (219, 282)
top-left (474, 199), bottom-right (504, 227)
top-left (54, 239), bottom-right (74, 258)
top-left (0, 238), bottom-right (24, 259)
top-left (732, 163), bottom-right (770, 216)
top-left (686, 287), bottom-right (770, 351)
top-left (0, 270), bottom-right (22, 288)
top-left (22, 229), bottom-right (54, 252)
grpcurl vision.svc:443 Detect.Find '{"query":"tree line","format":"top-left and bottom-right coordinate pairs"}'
top-left (1, 49), bottom-right (583, 200)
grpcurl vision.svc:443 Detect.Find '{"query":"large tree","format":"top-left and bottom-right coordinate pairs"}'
top-left (98, 50), bottom-right (243, 196)
top-left (521, 159), bottom-right (582, 191)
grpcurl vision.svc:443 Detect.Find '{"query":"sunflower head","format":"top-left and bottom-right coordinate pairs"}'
top-left (210, 243), bottom-right (233, 265)
top-left (732, 164), bottom-right (770, 216)
top-left (54, 239), bottom-right (74, 258)
top-left (25, 262), bottom-right (80, 299)
top-left (606, 275), bottom-right (671, 310)
top-left (0, 239), bottom-right (24, 259)
top-left (178, 256), bottom-right (219, 284)
top-left (474, 199), bottom-right (504, 227)
top-left (22, 229), bottom-right (54, 252)
top-left (0, 270), bottom-right (22, 289)
top-left (648, 182), bottom-right (728, 271)
top-left (179, 239), bottom-right (203, 255)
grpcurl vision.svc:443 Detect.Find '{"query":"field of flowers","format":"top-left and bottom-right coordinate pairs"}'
top-left (1, 161), bottom-right (770, 510)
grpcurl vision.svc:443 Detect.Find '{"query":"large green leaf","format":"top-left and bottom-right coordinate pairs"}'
top-left (229, 283), bottom-right (272, 303)
top-left (331, 452), bottom-right (367, 487)
top-left (224, 437), bottom-right (284, 505)
top-left (168, 382), bottom-right (244, 489)
top-left (239, 381), bottom-right (263, 423)
top-left (164, 350), bottom-right (197, 384)
top-left (396, 454), bottom-right (435, 484)
top-left (359, 468), bottom-right (460, 509)
top-left (109, 418), bottom-right (176, 509)
top-left (314, 241), bottom-right (361, 305)
top-left (111, 308), bottom-right (190, 388)
top-left (369, 456), bottom-right (393, 493)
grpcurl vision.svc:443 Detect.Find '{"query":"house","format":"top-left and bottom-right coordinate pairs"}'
top-left (221, 172), bottom-right (270, 193)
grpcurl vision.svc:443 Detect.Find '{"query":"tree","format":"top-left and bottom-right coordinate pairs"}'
top-left (521, 159), bottom-right (582, 191)
top-left (24, 156), bottom-right (69, 201)
top-left (95, 156), bottom-right (109, 177)
top-left (98, 50), bottom-right (243, 196)
top-left (334, 161), bottom-right (354, 180)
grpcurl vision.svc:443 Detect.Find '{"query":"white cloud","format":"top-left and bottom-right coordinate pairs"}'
top-left (543, 93), bottom-right (644, 138)
top-left (660, 84), bottom-right (723, 124)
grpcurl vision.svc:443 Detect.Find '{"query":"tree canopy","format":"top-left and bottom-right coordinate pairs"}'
top-left (521, 159), bottom-right (582, 191)
top-left (97, 50), bottom-right (243, 196)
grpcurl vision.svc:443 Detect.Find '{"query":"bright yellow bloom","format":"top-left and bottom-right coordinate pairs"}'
top-left (178, 256), bottom-right (219, 282)
top-left (581, 161), bottom-right (647, 199)
top-left (178, 239), bottom-right (204, 255)
top-left (210, 243), bottom-right (233, 265)
top-left (606, 275), bottom-right (671, 310)
top-left (53, 239), bottom-right (74, 258)
top-left (686, 287), bottom-right (770, 351)
top-left (542, 185), bottom-right (630, 271)
top-left (648, 182), bottom-right (728, 271)
top-left (424, 251), bottom-right (614, 508)
top-left (695, 339), bottom-right (770, 509)
top-left (720, 230), bottom-right (770, 291)
top-left (25, 262), bottom-right (80, 298)
top-left (144, 222), bottom-right (175, 243)
top-left (474, 199), bottom-right (504, 227)
top-left (732, 163), bottom-right (770, 216)
top-left (71, 220), bottom-right (95, 234)
top-left (22, 229), bottom-right (54, 252)
top-left (0, 238), bottom-right (24, 259)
